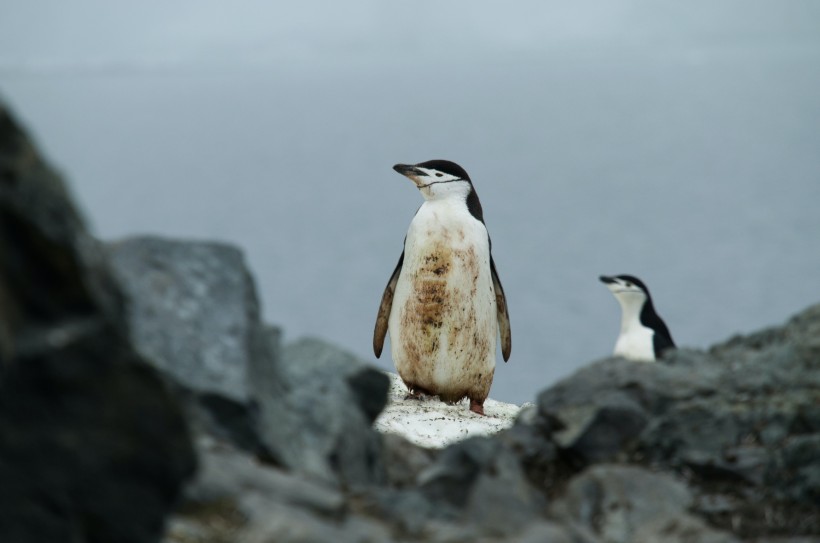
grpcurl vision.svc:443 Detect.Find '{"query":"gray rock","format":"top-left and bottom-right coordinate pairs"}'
top-left (107, 236), bottom-right (288, 455)
top-left (381, 433), bottom-right (438, 488)
top-left (536, 355), bottom-right (716, 467)
top-left (506, 521), bottom-right (594, 543)
top-left (257, 337), bottom-right (390, 486)
top-left (532, 305), bottom-right (820, 538)
top-left (0, 101), bottom-right (195, 543)
top-left (354, 436), bottom-right (546, 540)
top-left (243, 504), bottom-right (394, 543)
top-left (418, 436), bottom-right (546, 537)
top-left (107, 236), bottom-right (264, 403)
top-left (549, 464), bottom-right (735, 543)
top-left (633, 515), bottom-right (739, 543)
top-left (499, 414), bottom-right (560, 491)
top-left (184, 437), bottom-right (345, 517)
top-left (247, 324), bottom-right (285, 411)
top-left (549, 391), bottom-right (648, 464)
top-left (164, 437), bottom-right (352, 543)
top-left (766, 434), bottom-right (820, 503)
top-left (108, 234), bottom-right (390, 488)
top-left (356, 486), bottom-right (441, 536)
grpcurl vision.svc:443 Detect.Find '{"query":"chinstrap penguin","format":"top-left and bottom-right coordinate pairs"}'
top-left (599, 274), bottom-right (675, 361)
top-left (374, 160), bottom-right (511, 415)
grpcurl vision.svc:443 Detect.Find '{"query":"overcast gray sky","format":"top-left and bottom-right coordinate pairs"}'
top-left (3, 1), bottom-right (819, 72)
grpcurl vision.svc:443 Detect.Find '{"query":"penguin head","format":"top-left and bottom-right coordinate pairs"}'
top-left (599, 274), bottom-right (651, 310)
top-left (393, 160), bottom-right (473, 202)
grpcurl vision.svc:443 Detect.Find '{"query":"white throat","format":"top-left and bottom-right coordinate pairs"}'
top-left (418, 179), bottom-right (472, 203)
top-left (615, 294), bottom-right (645, 334)
top-left (613, 293), bottom-right (655, 362)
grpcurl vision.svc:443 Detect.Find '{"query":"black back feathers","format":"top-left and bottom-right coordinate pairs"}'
top-left (622, 275), bottom-right (676, 357)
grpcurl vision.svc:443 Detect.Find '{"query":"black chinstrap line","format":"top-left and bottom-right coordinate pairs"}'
top-left (417, 179), bottom-right (462, 189)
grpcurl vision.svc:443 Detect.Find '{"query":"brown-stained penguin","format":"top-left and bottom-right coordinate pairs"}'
top-left (374, 160), bottom-right (511, 415)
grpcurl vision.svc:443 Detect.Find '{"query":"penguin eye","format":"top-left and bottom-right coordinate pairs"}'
top-left (435, 173), bottom-right (443, 177)
top-left (624, 282), bottom-right (633, 287)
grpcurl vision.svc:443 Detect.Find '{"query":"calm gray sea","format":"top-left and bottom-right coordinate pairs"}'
top-left (2, 2), bottom-right (819, 403)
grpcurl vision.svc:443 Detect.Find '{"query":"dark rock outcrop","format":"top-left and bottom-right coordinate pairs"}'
top-left (165, 437), bottom-right (348, 543)
top-left (528, 304), bottom-right (820, 539)
top-left (0, 101), bottom-right (196, 542)
top-left (107, 237), bottom-right (267, 404)
top-left (549, 464), bottom-right (737, 543)
top-left (107, 236), bottom-right (278, 453)
top-left (260, 338), bottom-right (389, 486)
top-left (108, 236), bottom-right (390, 487)
top-left (417, 436), bottom-right (544, 534)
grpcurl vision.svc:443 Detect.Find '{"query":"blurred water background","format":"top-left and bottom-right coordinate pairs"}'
top-left (2, 1), bottom-right (819, 403)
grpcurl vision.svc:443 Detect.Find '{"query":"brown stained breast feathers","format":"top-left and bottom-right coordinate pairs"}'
top-left (402, 240), bottom-right (487, 359)
top-left (402, 245), bottom-right (454, 358)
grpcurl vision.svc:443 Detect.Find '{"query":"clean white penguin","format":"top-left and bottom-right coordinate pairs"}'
top-left (599, 274), bottom-right (675, 361)
top-left (374, 160), bottom-right (511, 415)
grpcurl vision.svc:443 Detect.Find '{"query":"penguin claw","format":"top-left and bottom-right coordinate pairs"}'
top-left (404, 388), bottom-right (429, 401)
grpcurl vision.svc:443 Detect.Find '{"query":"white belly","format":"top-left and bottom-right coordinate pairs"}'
top-left (613, 326), bottom-right (656, 362)
top-left (388, 203), bottom-right (497, 402)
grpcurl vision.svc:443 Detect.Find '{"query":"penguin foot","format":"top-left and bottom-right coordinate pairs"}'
top-left (469, 399), bottom-right (485, 416)
top-left (404, 384), bottom-right (435, 401)
top-left (404, 392), bottom-right (424, 401)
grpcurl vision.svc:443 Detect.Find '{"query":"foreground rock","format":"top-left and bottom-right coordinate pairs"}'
top-left (108, 237), bottom-right (390, 487)
top-left (261, 337), bottom-right (389, 486)
top-left (108, 237), bottom-right (267, 405)
top-left (0, 101), bottom-right (196, 543)
top-left (108, 236), bottom-right (274, 453)
top-left (549, 465), bottom-right (738, 543)
top-left (523, 304), bottom-right (820, 539)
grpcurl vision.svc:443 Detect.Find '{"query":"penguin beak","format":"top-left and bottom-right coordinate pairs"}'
top-left (393, 164), bottom-right (422, 176)
top-left (393, 164), bottom-right (426, 186)
top-left (599, 276), bottom-right (616, 285)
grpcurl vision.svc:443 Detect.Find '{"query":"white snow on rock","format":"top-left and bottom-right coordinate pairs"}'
top-left (374, 373), bottom-right (527, 449)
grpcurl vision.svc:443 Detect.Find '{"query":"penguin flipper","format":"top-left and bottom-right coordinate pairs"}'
top-left (653, 328), bottom-right (676, 359)
top-left (490, 256), bottom-right (511, 361)
top-left (373, 251), bottom-right (404, 358)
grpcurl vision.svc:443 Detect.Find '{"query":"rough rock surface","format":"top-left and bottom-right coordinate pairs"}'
top-left (107, 236), bottom-right (265, 404)
top-left (107, 236), bottom-right (277, 453)
top-left (0, 101), bottom-right (196, 543)
top-left (529, 305), bottom-right (820, 538)
top-left (549, 464), bottom-right (737, 543)
top-left (261, 337), bottom-right (390, 486)
top-left (108, 237), bottom-right (390, 487)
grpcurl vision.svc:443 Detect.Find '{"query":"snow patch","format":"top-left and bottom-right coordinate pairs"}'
top-left (374, 373), bottom-right (528, 449)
